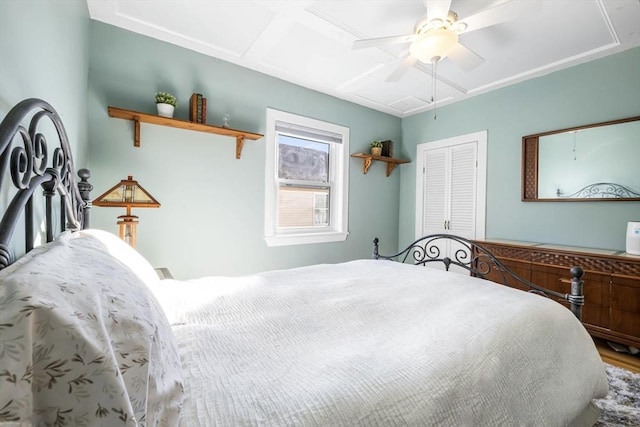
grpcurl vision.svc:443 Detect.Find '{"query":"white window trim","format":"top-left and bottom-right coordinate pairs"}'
top-left (265, 108), bottom-right (349, 247)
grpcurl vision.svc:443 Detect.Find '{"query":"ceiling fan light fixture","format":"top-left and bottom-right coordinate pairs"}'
top-left (409, 28), bottom-right (459, 63)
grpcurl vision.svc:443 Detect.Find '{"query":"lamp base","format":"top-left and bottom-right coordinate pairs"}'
top-left (117, 215), bottom-right (139, 248)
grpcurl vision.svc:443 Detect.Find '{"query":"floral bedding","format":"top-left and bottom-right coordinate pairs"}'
top-left (0, 230), bottom-right (184, 426)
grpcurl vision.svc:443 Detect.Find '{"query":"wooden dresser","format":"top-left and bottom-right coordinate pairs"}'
top-left (474, 239), bottom-right (640, 348)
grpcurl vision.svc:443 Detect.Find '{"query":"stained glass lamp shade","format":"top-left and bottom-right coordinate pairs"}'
top-left (92, 176), bottom-right (160, 247)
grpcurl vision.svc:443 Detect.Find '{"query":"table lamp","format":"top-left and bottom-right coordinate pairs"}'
top-left (93, 176), bottom-right (160, 247)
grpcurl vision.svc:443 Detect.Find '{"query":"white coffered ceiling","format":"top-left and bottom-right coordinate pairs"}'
top-left (87, 0), bottom-right (640, 118)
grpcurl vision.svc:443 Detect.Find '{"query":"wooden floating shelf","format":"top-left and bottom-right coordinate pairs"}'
top-left (107, 106), bottom-right (264, 159)
top-left (351, 153), bottom-right (410, 177)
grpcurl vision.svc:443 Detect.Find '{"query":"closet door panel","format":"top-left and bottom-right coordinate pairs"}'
top-left (449, 142), bottom-right (477, 238)
top-left (422, 148), bottom-right (448, 235)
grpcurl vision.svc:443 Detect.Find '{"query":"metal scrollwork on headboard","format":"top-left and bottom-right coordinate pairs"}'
top-left (373, 234), bottom-right (585, 320)
top-left (0, 98), bottom-right (92, 270)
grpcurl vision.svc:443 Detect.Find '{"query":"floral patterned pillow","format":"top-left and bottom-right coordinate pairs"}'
top-left (0, 231), bottom-right (184, 426)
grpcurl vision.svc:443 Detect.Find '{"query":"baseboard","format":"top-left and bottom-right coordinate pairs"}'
top-left (594, 338), bottom-right (640, 373)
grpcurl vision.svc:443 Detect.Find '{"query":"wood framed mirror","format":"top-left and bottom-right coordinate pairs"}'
top-left (522, 116), bottom-right (640, 201)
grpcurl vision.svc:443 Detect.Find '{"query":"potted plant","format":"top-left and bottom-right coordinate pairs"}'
top-left (370, 140), bottom-right (383, 156)
top-left (155, 92), bottom-right (177, 118)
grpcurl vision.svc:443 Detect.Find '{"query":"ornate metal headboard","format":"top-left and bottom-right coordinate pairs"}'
top-left (373, 234), bottom-right (585, 320)
top-left (0, 98), bottom-right (92, 270)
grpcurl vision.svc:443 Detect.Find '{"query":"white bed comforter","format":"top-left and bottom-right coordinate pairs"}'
top-left (150, 259), bottom-right (608, 426)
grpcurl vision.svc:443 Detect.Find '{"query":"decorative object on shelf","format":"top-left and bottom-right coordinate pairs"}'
top-left (155, 92), bottom-right (177, 118)
top-left (627, 221), bottom-right (640, 255)
top-left (351, 152), bottom-right (410, 177)
top-left (107, 106), bottom-right (263, 157)
top-left (370, 140), bottom-right (383, 156)
top-left (381, 140), bottom-right (394, 157)
top-left (189, 93), bottom-right (207, 123)
top-left (92, 176), bottom-right (160, 248)
top-left (222, 113), bottom-right (231, 128)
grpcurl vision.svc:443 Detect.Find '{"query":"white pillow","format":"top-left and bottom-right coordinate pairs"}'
top-left (77, 228), bottom-right (160, 286)
top-left (0, 231), bottom-right (184, 425)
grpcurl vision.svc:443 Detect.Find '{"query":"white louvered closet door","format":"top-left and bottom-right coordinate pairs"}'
top-left (416, 131), bottom-right (487, 237)
top-left (448, 142), bottom-right (478, 238)
top-left (418, 138), bottom-right (481, 273)
top-left (416, 131), bottom-right (487, 273)
top-left (421, 141), bottom-right (477, 238)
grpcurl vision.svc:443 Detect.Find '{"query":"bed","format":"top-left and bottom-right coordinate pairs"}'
top-left (0, 99), bottom-right (608, 426)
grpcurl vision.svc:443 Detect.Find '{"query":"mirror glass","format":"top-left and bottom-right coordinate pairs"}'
top-left (522, 117), bottom-right (640, 201)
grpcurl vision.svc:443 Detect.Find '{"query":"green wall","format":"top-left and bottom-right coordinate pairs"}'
top-left (0, 0), bottom-right (90, 166)
top-left (400, 47), bottom-right (640, 251)
top-left (87, 22), bottom-right (402, 279)
top-left (0, 0), bottom-right (89, 257)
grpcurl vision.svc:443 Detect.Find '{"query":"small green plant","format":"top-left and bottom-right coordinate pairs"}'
top-left (370, 140), bottom-right (383, 148)
top-left (155, 92), bottom-right (177, 107)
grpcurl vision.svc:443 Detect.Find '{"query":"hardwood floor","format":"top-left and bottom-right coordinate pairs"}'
top-left (594, 338), bottom-right (640, 373)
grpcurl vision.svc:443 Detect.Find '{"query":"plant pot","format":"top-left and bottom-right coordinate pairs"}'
top-left (371, 147), bottom-right (382, 156)
top-left (157, 103), bottom-right (175, 118)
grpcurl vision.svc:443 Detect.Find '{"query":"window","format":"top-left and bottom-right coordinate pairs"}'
top-left (265, 108), bottom-right (349, 246)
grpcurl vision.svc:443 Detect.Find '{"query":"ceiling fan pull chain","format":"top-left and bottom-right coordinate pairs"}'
top-left (432, 61), bottom-right (437, 120)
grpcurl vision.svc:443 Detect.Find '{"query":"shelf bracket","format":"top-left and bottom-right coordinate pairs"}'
top-left (236, 136), bottom-right (245, 160)
top-left (133, 116), bottom-right (141, 147)
top-left (386, 163), bottom-right (396, 177)
top-left (361, 157), bottom-right (373, 174)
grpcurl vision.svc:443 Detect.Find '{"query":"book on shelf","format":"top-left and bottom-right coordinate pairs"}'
top-left (381, 140), bottom-right (394, 157)
top-left (202, 97), bottom-right (207, 124)
top-left (189, 93), bottom-right (197, 122)
top-left (189, 93), bottom-right (206, 123)
top-left (196, 94), bottom-right (203, 123)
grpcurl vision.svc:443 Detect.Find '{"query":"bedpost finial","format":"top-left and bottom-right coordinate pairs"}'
top-left (570, 266), bottom-right (584, 279)
top-left (78, 168), bottom-right (91, 180)
top-left (77, 168), bottom-right (93, 197)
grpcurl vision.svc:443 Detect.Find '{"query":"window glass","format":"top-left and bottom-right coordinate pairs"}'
top-left (278, 135), bottom-right (329, 182)
top-left (278, 186), bottom-right (330, 228)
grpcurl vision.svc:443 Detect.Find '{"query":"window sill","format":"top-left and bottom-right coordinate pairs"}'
top-left (265, 231), bottom-right (349, 247)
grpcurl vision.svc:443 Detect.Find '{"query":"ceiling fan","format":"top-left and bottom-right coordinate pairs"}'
top-left (353, 0), bottom-right (539, 81)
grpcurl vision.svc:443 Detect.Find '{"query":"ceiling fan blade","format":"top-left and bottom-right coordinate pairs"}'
top-left (447, 42), bottom-right (484, 72)
top-left (353, 34), bottom-right (416, 50)
top-left (425, 0), bottom-right (452, 21)
top-left (460, 0), bottom-right (542, 33)
top-left (386, 54), bottom-right (418, 82)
